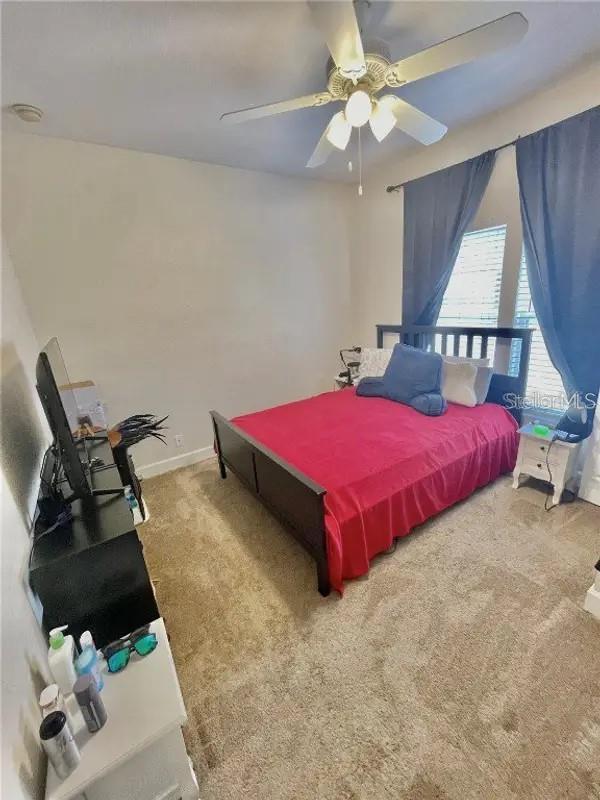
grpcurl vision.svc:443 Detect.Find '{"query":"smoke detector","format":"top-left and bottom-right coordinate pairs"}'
top-left (11, 104), bottom-right (43, 122)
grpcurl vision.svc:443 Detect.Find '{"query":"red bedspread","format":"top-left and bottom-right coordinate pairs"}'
top-left (233, 389), bottom-right (518, 593)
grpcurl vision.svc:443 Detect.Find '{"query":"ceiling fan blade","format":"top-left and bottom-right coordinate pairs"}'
top-left (306, 130), bottom-right (334, 169)
top-left (307, 1), bottom-right (366, 81)
top-left (385, 13), bottom-right (528, 88)
top-left (379, 96), bottom-right (447, 145)
top-left (306, 111), bottom-right (351, 168)
top-left (221, 91), bottom-right (333, 124)
top-left (369, 99), bottom-right (396, 142)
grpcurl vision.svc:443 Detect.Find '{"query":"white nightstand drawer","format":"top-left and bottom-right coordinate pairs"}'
top-left (521, 458), bottom-right (554, 481)
top-left (521, 439), bottom-right (568, 469)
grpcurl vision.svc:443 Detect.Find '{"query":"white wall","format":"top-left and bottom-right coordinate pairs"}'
top-left (349, 57), bottom-right (600, 345)
top-left (3, 58), bottom-right (599, 474)
top-left (1, 240), bottom-right (51, 800)
top-left (3, 135), bottom-right (353, 472)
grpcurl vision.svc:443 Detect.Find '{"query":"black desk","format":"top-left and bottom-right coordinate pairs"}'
top-left (29, 440), bottom-right (159, 649)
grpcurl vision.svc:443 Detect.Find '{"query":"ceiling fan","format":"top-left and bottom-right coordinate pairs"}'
top-left (220, 2), bottom-right (528, 169)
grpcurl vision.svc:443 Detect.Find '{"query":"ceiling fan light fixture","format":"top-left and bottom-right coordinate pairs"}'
top-left (221, 4), bottom-right (528, 170)
top-left (345, 89), bottom-right (372, 128)
top-left (369, 99), bottom-right (396, 142)
top-left (339, 63), bottom-right (368, 82)
top-left (325, 111), bottom-right (352, 150)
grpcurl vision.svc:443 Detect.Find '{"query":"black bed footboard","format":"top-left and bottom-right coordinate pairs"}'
top-left (210, 411), bottom-right (330, 596)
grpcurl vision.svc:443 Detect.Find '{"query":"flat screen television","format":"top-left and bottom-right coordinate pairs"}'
top-left (36, 338), bottom-right (92, 500)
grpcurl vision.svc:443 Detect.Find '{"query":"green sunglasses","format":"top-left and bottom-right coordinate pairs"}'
top-left (103, 626), bottom-right (158, 673)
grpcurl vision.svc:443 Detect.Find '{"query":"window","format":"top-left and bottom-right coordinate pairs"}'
top-left (438, 225), bottom-right (506, 358)
top-left (437, 226), bottom-right (566, 413)
top-left (510, 253), bottom-right (567, 411)
top-left (438, 225), bottom-right (506, 327)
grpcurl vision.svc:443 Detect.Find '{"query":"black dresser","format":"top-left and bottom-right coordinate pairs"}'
top-left (29, 439), bottom-right (159, 649)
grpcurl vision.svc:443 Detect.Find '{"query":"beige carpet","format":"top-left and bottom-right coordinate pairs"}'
top-left (140, 459), bottom-right (600, 800)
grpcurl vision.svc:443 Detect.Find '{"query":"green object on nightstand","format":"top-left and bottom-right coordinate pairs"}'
top-left (533, 423), bottom-right (550, 437)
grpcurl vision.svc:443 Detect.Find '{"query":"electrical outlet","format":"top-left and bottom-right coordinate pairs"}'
top-left (174, 434), bottom-right (184, 448)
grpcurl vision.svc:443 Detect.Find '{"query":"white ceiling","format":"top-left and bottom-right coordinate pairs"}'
top-left (3, 2), bottom-right (600, 182)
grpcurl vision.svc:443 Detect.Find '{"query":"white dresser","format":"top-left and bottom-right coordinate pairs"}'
top-left (513, 423), bottom-right (582, 506)
top-left (45, 618), bottom-right (199, 800)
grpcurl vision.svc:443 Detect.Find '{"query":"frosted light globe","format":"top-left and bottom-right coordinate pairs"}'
top-left (345, 90), bottom-right (372, 128)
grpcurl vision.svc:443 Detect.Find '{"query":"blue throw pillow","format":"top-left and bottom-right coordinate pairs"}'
top-left (355, 377), bottom-right (385, 397)
top-left (356, 344), bottom-right (447, 416)
top-left (409, 392), bottom-right (447, 416)
top-left (382, 344), bottom-right (443, 401)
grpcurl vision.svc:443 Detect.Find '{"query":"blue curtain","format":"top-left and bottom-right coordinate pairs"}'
top-left (516, 105), bottom-right (600, 403)
top-left (402, 151), bottom-right (496, 325)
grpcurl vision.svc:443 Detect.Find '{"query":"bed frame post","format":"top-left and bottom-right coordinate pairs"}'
top-left (211, 414), bottom-right (227, 479)
top-left (316, 554), bottom-right (330, 597)
top-left (315, 496), bottom-right (330, 597)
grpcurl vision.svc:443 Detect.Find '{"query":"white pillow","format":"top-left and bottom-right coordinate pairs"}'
top-left (358, 347), bottom-right (393, 380)
top-left (442, 360), bottom-right (478, 407)
top-left (472, 366), bottom-right (493, 404)
top-left (444, 356), bottom-right (493, 404)
top-left (444, 355), bottom-right (489, 367)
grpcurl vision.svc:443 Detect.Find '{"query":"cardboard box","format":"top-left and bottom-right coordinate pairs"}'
top-left (59, 380), bottom-right (107, 433)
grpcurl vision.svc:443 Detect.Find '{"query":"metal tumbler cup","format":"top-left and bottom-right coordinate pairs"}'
top-left (39, 710), bottom-right (80, 779)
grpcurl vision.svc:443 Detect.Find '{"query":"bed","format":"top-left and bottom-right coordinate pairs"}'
top-left (210, 325), bottom-right (532, 596)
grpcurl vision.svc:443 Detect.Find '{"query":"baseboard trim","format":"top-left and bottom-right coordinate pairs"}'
top-left (138, 446), bottom-right (214, 479)
top-left (579, 483), bottom-right (600, 507)
top-left (584, 584), bottom-right (600, 620)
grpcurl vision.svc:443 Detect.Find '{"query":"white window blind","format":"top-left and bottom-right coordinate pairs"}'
top-left (510, 253), bottom-right (567, 411)
top-left (438, 225), bottom-right (506, 327)
top-left (438, 225), bottom-right (506, 358)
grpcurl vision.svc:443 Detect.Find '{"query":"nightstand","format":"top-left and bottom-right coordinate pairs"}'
top-left (513, 423), bottom-right (582, 506)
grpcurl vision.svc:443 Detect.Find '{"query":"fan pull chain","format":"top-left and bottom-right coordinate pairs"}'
top-left (358, 127), bottom-right (363, 196)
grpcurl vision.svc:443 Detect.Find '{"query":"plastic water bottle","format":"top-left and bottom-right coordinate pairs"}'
top-left (76, 630), bottom-right (104, 691)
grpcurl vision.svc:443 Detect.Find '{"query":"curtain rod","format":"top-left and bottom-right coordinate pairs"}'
top-left (386, 137), bottom-right (519, 193)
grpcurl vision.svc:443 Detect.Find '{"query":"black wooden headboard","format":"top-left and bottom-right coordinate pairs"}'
top-left (376, 325), bottom-right (532, 421)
